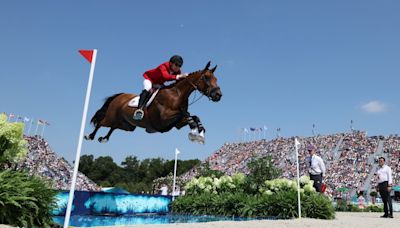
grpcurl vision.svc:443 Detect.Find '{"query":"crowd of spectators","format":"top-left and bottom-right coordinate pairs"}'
top-left (182, 131), bottom-right (400, 198)
top-left (16, 136), bottom-right (100, 191)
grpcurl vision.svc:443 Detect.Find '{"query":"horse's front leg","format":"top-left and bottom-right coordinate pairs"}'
top-left (175, 114), bottom-right (206, 144)
top-left (188, 115), bottom-right (205, 144)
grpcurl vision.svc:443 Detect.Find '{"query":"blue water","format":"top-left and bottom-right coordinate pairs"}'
top-left (54, 214), bottom-right (257, 227)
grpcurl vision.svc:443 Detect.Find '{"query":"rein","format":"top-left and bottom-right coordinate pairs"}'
top-left (186, 75), bottom-right (215, 105)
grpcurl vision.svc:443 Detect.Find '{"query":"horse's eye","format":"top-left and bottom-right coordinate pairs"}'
top-left (203, 76), bottom-right (210, 82)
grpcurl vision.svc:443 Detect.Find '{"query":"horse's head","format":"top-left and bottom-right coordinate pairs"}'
top-left (192, 61), bottom-right (222, 102)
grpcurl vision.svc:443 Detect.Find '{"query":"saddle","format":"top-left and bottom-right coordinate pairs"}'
top-left (128, 89), bottom-right (160, 108)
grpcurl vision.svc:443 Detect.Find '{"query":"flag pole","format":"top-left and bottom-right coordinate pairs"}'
top-left (34, 121), bottom-right (39, 136)
top-left (64, 49), bottom-right (97, 228)
top-left (295, 138), bottom-right (301, 218)
top-left (172, 148), bottom-right (180, 201)
top-left (27, 120), bottom-right (33, 135)
top-left (41, 124), bottom-right (46, 138)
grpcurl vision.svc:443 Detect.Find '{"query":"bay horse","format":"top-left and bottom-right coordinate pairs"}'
top-left (84, 61), bottom-right (222, 144)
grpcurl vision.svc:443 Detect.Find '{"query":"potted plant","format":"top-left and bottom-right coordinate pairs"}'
top-left (369, 191), bottom-right (378, 204)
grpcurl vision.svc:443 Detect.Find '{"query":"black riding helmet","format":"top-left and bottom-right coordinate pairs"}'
top-left (169, 55), bottom-right (183, 67)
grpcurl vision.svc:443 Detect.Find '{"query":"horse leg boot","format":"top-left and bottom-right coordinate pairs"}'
top-left (192, 115), bottom-right (206, 144)
top-left (133, 90), bottom-right (151, 120)
top-left (187, 116), bottom-right (199, 142)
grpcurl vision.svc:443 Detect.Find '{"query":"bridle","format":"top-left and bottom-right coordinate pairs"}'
top-left (187, 72), bottom-right (220, 102)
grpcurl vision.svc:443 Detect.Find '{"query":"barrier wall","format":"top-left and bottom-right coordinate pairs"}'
top-left (53, 191), bottom-right (172, 216)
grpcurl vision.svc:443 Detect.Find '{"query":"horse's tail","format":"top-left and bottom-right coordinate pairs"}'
top-left (91, 93), bottom-right (123, 126)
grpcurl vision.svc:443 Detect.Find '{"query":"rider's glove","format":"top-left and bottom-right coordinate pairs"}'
top-left (176, 73), bottom-right (188, 80)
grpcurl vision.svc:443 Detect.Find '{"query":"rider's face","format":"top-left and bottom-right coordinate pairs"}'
top-left (170, 63), bottom-right (181, 73)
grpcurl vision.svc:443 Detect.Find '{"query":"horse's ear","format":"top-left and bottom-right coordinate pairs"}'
top-left (204, 61), bottom-right (211, 71)
top-left (210, 65), bottom-right (217, 73)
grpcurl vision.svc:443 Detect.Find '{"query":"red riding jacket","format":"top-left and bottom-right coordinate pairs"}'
top-left (143, 62), bottom-right (181, 85)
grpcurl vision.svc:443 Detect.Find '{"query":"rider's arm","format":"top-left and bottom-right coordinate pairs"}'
top-left (159, 64), bottom-right (178, 80)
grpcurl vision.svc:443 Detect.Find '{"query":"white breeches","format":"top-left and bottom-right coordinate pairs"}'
top-left (143, 79), bottom-right (152, 91)
top-left (143, 79), bottom-right (163, 92)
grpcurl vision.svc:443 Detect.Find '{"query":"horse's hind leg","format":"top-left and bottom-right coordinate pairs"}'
top-left (84, 125), bottom-right (101, 141)
top-left (98, 128), bottom-right (116, 143)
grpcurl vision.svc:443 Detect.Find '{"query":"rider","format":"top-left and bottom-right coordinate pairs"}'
top-left (133, 55), bottom-right (189, 120)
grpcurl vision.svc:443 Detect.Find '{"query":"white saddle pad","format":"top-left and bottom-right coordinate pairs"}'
top-left (128, 89), bottom-right (160, 108)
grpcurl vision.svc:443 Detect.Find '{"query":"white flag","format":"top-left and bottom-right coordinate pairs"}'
top-left (175, 148), bottom-right (180, 155)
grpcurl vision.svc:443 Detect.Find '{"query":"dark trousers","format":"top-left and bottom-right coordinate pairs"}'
top-left (378, 181), bottom-right (393, 216)
top-left (310, 173), bottom-right (323, 193)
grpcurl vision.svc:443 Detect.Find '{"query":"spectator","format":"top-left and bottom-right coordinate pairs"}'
top-left (376, 157), bottom-right (393, 218)
top-left (307, 144), bottom-right (326, 193)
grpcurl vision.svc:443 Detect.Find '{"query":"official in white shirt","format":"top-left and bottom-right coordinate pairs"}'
top-left (307, 144), bottom-right (326, 193)
top-left (159, 184), bottom-right (169, 196)
top-left (376, 157), bottom-right (393, 218)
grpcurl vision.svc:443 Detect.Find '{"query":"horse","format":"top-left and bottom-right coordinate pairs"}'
top-left (84, 61), bottom-right (222, 144)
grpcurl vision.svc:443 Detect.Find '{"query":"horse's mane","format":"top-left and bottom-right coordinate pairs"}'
top-left (163, 70), bottom-right (202, 89)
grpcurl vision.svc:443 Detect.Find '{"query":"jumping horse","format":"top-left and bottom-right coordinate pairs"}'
top-left (84, 61), bottom-right (222, 144)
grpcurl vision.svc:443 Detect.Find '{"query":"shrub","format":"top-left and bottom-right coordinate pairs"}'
top-left (0, 170), bottom-right (57, 227)
top-left (369, 191), bottom-right (377, 197)
top-left (173, 190), bottom-right (335, 219)
top-left (335, 202), bottom-right (383, 212)
top-left (246, 156), bottom-right (282, 192)
top-left (302, 192), bottom-right (335, 219)
top-left (0, 114), bottom-right (27, 165)
top-left (185, 173), bottom-right (246, 195)
top-left (178, 170), bottom-right (334, 219)
top-left (364, 204), bottom-right (383, 212)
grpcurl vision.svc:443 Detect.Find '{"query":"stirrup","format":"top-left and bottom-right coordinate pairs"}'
top-left (133, 109), bottom-right (144, 120)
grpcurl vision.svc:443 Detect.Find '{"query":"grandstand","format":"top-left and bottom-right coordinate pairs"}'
top-left (16, 136), bottom-right (100, 191)
top-left (181, 131), bottom-right (400, 199)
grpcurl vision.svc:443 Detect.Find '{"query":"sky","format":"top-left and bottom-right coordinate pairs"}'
top-left (1, 1), bottom-right (399, 165)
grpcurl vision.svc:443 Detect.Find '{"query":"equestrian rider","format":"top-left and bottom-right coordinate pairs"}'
top-left (133, 55), bottom-right (188, 120)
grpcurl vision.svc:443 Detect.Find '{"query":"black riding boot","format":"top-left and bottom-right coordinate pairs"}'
top-left (133, 90), bottom-right (151, 120)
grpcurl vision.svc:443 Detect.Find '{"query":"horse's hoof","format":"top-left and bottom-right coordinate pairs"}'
top-left (84, 135), bottom-right (92, 140)
top-left (197, 136), bottom-right (205, 145)
top-left (98, 137), bottom-right (108, 143)
top-left (188, 132), bottom-right (197, 142)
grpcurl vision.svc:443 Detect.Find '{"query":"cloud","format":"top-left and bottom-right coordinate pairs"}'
top-left (361, 101), bottom-right (387, 113)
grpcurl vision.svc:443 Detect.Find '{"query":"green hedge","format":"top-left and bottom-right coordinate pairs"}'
top-left (335, 202), bottom-right (383, 212)
top-left (176, 174), bottom-right (335, 219)
top-left (173, 190), bottom-right (335, 219)
top-left (0, 170), bottom-right (58, 227)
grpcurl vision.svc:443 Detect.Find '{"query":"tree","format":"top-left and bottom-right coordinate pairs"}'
top-left (0, 114), bottom-right (27, 166)
top-left (78, 154), bottom-right (94, 176)
top-left (88, 156), bottom-right (120, 184)
top-left (121, 155), bottom-right (140, 182)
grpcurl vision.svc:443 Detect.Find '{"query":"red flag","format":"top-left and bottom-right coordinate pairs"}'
top-left (79, 50), bottom-right (94, 63)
